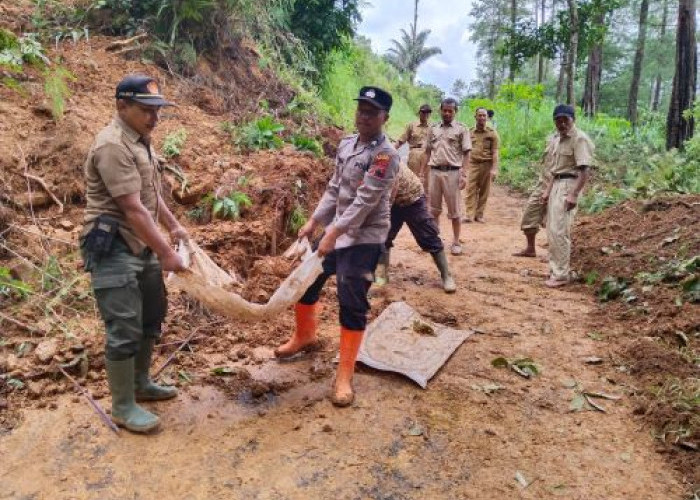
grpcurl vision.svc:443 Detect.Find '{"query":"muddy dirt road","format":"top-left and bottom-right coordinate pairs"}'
top-left (0, 187), bottom-right (683, 500)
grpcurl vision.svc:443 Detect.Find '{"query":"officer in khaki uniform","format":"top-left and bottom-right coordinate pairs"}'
top-left (275, 86), bottom-right (399, 407)
top-left (395, 104), bottom-right (432, 191)
top-left (374, 162), bottom-right (456, 293)
top-left (420, 98), bottom-right (471, 255)
top-left (464, 108), bottom-right (500, 222)
top-left (81, 74), bottom-right (187, 433)
top-left (541, 104), bottom-right (594, 287)
top-left (513, 134), bottom-right (557, 258)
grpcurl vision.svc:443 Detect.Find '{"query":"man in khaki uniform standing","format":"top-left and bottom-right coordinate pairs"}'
top-left (81, 74), bottom-right (187, 433)
top-left (541, 104), bottom-right (594, 288)
top-left (395, 104), bottom-right (432, 190)
top-left (420, 98), bottom-right (471, 255)
top-left (513, 134), bottom-right (557, 258)
top-left (464, 108), bottom-right (500, 223)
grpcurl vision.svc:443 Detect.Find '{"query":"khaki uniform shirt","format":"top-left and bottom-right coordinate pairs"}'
top-left (398, 121), bottom-right (430, 150)
top-left (469, 125), bottom-right (499, 163)
top-left (82, 116), bottom-right (162, 255)
top-left (312, 134), bottom-right (400, 249)
top-left (548, 126), bottom-right (595, 176)
top-left (393, 163), bottom-right (424, 207)
top-left (426, 121), bottom-right (471, 167)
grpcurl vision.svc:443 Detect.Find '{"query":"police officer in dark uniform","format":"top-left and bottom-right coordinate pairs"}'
top-left (81, 74), bottom-right (187, 433)
top-left (274, 86), bottom-right (400, 407)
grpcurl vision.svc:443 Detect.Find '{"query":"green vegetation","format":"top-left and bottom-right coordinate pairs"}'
top-left (205, 191), bottom-right (252, 220)
top-left (290, 135), bottom-right (322, 156)
top-left (0, 31), bottom-right (49, 69)
top-left (287, 205), bottom-right (308, 236)
top-left (162, 128), bottom-right (188, 158)
top-left (0, 267), bottom-right (32, 300)
top-left (234, 117), bottom-right (285, 151)
top-left (43, 66), bottom-right (75, 121)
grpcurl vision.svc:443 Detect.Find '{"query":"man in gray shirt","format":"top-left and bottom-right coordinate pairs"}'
top-left (274, 86), bottom-right (399, 407)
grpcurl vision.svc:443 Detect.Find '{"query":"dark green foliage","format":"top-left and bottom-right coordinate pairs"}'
top-left (290, 135), bottom-right (322, 156)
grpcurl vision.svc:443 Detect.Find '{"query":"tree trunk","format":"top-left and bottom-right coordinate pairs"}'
top-left (537, 0), bottom-right (546, 83)
top-left (627, 0), bottom-right (650, 127)
top-left (582, 10), bottom-right (604, 117)
top-left (508, 0), bottom-right (518, 81)
top-left (565, 0), bottom-right (578, 106)
top-left (666, 0), bottom-right (696, 150)
top-left (652, 0), bottom-right (669, 111)
top-left (556, 50), bottom-right (566, 103)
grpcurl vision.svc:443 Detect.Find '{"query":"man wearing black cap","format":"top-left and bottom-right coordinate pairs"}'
top-left (540, 104), bottom-right (594, 288)
top-left (395, 104), bottom-right (432, 191)
top-left (274, 86), bottom-right (399, 407)
top-left (81, 74), bottom-right (187, 432)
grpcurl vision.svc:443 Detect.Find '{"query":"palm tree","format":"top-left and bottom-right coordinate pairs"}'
top-left (385, 0), bottom-right (442, 83)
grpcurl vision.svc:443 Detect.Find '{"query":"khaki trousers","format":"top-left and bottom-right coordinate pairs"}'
top-left (546, 178), bottom-right (578, 281)
top-left (521, 178), bottom-right (547, 232)
top-left (464, 160), bottom-right (493, 219)
top-left (429, 168), bottom-right (462, 220)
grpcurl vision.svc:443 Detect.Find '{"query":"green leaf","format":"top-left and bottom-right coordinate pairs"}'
top-left (491, 357), bottom-right (509, 368)
top-left (211, 367), bottom-right (234, 375)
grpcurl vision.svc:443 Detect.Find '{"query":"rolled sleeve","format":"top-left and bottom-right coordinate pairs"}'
top-left (334, 152), bottom-right (399, 233)
top-left (94, 142), bottom-right (141, 198)
top-left (574, 136), bottom-right (595, 168)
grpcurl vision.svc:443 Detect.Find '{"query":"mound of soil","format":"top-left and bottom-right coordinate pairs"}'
top-left (572, 195), bottom-right (700, 488)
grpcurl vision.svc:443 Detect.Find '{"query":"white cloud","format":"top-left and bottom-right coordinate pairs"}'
top-left (357, 0), bottom-right (477, 92)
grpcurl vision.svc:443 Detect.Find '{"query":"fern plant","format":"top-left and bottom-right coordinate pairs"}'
top-left (290, 134), bottom-right (322, 156)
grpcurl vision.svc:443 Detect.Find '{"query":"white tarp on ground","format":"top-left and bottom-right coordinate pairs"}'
top-left (358, 301), bottom-right (473, 388)
top-left (168, 239), bottom-right (324, 321)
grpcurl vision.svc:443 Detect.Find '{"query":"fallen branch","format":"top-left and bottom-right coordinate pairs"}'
top-left (105, 34), bottom-right (148, 51)
top-left (22, 173), bottom-right (64, 214)
top-left (0, 311), bottom-right (48, 336)
top-left (59, 365), bottom-right (120, 435)
top-left (154, 326), bottom-right (204, 378)
top-left (158, 335), bottom-right (205, 348)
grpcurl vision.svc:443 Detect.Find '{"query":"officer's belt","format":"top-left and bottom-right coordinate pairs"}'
top-left (553, 172), bottom-right (578, 180)
top-left (431, 165), bottom-right (460, 171)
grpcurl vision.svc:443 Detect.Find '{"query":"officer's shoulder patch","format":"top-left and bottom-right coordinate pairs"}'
top-left (368, 152), bottom-right (391, 179)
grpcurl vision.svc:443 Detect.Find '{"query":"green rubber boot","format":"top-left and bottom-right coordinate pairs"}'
top-left (105, 357), bottom-right (160, 433)
top-left (374, 249), bottom-right (390, 286)
top-left (135, 338), bottom-right (178, 401)
top-left (431, 251), bottom-right (457, 293)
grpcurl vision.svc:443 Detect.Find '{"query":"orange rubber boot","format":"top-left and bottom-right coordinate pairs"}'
top-left (274, 303), bottom-right (320, 359)
top-left (331, 328), bottom-right (364, 407)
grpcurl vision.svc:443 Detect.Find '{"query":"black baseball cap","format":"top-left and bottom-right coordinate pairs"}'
top-left (115, 74), bottom-right (175, 107)
top-left (419, 103), bottom-right (432, 113)
top-left (553, 104), bottom-right (575, 119)
top-left (355, 86), bottom-right (393, 111)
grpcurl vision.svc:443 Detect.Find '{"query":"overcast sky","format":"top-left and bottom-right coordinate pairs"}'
top-left (357, 0), bottom-right (477, 94)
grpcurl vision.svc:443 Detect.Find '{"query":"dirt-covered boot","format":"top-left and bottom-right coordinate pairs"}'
top-left (331, 327), bottom-right (364, 407)
top-left (374, 249), bottom-right (390, 286)
top-left (274, 303), bottom-right (321, 359)
top-left (431, 250), bottom-right (456, 293)
top-left (106, 357), bottom-right (159, 433)
top-left (135, 338), bottom-right (178, 401)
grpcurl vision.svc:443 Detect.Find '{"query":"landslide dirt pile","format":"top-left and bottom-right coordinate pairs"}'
top-left (572, 195), bottom-right (699, 488)
top-left (0, 27), bottom-right (340, 433)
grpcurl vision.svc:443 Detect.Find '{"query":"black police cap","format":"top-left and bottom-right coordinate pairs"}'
top-left (115, 74), bottom-right (175, 107)
top-left (355, 86), bottom-right (393, 111)
top-left (419, 103), bottom-right (432, 113)
top-left (553, 104), bottom-right (575, 119)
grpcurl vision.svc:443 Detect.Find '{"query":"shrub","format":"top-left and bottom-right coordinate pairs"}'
top-left (205, 191), bottom-right (252, 220)
top-left (290, 134), bottom-right (322, 155)
top-left (287, 205), bottom-right (307, 235)
top-left (162, 128), bottom-right (188, 158)
top-left (43, 66), bottom-right (76, 121)
top-left (236, 117), bottom-right (285, 151)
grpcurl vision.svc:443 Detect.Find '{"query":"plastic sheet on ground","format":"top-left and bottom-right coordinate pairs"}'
top-left (357, 301), bottom-right (473, 388)
top-left (168, 238), bottom-right (324, 321)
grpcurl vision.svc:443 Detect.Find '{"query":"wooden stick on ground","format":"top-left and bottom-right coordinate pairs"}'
top-left (0, 311), bottom-right (48, 336)
top-left (153, 326), bottom-right (203, 378)
top-left (105, 34), bottom-right (148, 51)
top-left (22, 173), bottom-right (64, 214)
top-left (59, 365), bottom-right (120, 435)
